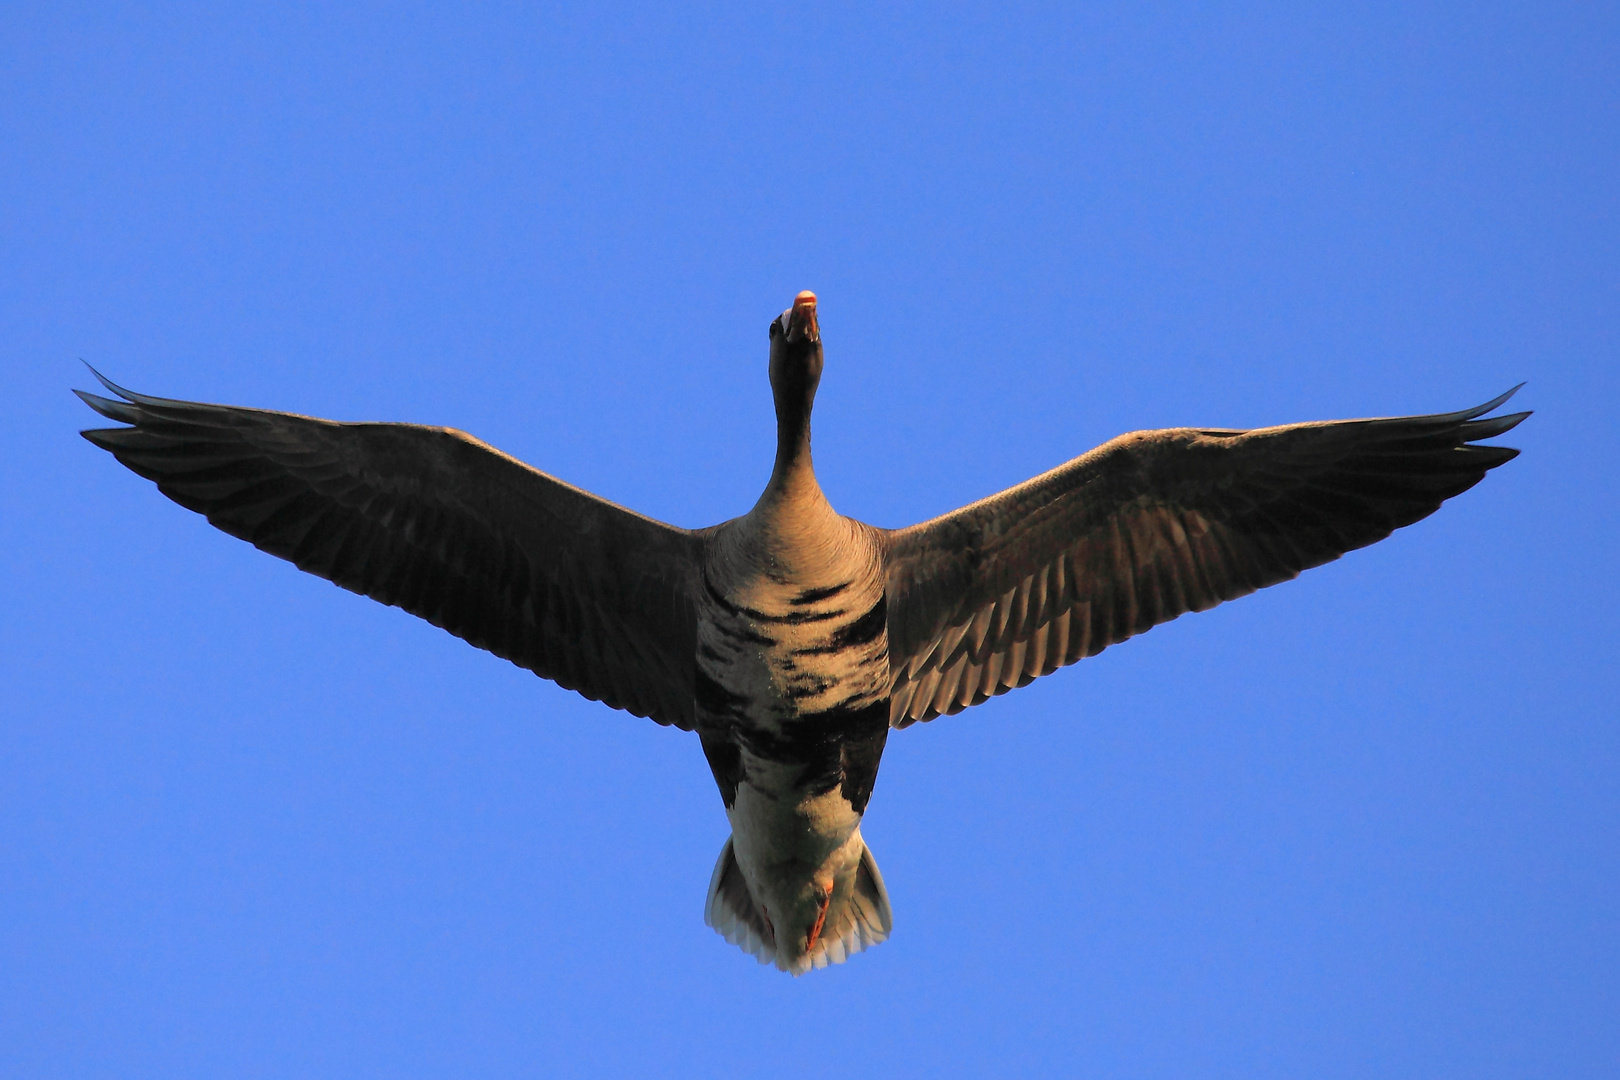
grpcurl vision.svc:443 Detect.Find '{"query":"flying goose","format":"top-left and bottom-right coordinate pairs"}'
top-left (78, 291), bottom-right (1528, 975)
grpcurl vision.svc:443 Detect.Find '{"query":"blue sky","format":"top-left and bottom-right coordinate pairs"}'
top-left (3, 2), bottom-right (1616, 1076)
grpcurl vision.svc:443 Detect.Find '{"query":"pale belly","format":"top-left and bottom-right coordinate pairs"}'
top-left (693, 558), bottom-right (892, 877)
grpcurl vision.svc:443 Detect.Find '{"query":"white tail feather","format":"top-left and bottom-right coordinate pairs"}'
top-left (703, 835), bottom-right (893, 975)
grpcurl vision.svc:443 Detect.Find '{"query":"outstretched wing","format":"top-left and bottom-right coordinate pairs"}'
top-left (78, 370), bottom-right (704, 729)
top-left (883, 388), bottom-right (1528, 727)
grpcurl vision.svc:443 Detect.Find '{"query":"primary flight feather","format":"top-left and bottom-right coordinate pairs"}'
top-left (78, 290), bottom-right (1528, 974)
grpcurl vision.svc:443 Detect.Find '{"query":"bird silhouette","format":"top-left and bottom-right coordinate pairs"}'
top-left (78, 290), bottom-right (1528, 973)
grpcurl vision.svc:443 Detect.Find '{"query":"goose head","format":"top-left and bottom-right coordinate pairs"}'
top-left (767, 290), bottom-right (823, 464)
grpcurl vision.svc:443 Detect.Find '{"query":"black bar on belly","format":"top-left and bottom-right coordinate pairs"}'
top-left (735, 699), bottom-right (891, 815)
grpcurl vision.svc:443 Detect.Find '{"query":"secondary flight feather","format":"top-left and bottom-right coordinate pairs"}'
top-left (78, 291), bottom-right (1528, 974)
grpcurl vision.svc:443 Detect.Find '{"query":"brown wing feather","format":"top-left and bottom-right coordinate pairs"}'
top-left (78, 371), bottom-right (703, 729)
top-left (883, 388), bottom-right (1529, 727)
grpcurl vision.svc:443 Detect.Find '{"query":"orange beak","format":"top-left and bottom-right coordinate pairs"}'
top-left (787, 290), bottom-right (819, 343)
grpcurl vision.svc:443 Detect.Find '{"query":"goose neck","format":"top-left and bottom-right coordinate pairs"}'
top-left (765, 421), bottom-right (821, 505)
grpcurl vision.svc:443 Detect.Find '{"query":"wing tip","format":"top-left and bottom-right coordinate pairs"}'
top-left (79, 427), bottom-right (125, 451)
top-left (75, 362), bottom-right (205, 412)
top-left (78, 361), bottom-right (136, 401)
top-left (75, 365), bottom-right (155, 437)
top-left (75, 388), bottom-right (141, 426)
top-left (1454, 386), bottom-right (1529, 458)
top-left (1463, 412), bottom-right (1531, 444)
top-left (1446, 383), bottom-right (1527, 424)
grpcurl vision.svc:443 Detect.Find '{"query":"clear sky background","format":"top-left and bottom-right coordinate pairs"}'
top-left (3, 3), bottom-right (1616, 1077)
